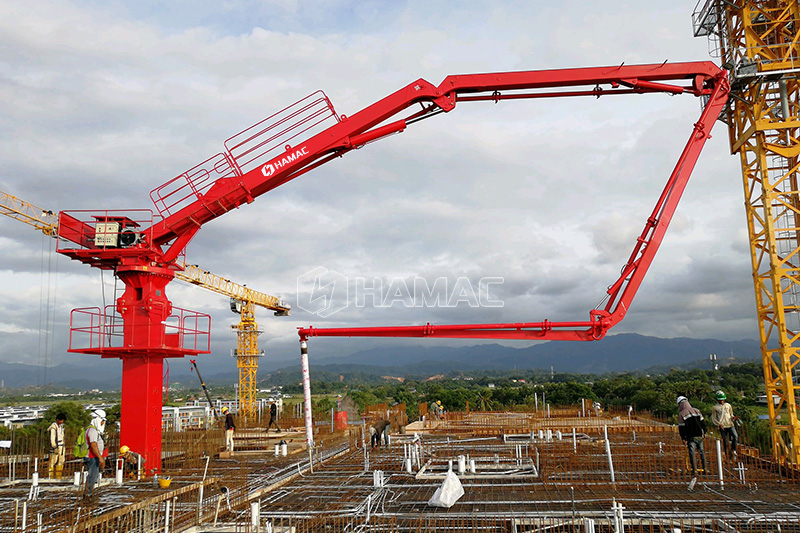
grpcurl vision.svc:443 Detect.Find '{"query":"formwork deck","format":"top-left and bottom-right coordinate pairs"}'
top-left (2, 411), bottom-right (799, 532)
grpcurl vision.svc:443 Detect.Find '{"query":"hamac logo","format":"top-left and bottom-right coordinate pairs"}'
top-left (261, 146), bottom-right (310, 177)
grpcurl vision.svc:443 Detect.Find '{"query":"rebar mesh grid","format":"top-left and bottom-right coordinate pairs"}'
top-left (2, 410), bottom-right (799, 532)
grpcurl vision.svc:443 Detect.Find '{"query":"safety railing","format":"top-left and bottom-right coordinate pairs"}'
top-left (150, 90), bottom-right (339, 218)
top-left (149, 153), bottom-right (240, 219)
top-left (224, 90), bottom-right (339, 174)
top-left (57, 210), bottom-right (161, 254)
top-left (68, 305), bottom-right (211, 356)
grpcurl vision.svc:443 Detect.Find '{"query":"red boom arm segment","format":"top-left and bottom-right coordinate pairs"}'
top-left (293, 63), bottom-right (730, 342)
top-left (144, 62), bottom-right (725, 254)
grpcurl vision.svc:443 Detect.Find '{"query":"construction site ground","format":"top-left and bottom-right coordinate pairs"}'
top-left (2, 410), bottom-right (799, 532)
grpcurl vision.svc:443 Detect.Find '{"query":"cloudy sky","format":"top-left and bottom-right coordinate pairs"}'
top-left (0, 0), bottom-right (755, 376)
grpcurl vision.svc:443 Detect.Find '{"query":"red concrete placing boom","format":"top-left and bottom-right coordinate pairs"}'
top-left (55, 61), bottom-right (729, 471)
top-left (298, 63), bottom-right (730, 342)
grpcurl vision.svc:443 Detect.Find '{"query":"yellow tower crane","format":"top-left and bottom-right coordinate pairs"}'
top-left (694, 1), bottom-right (800, 465)
top-left (0, 189), bottom-right (290, 419)
top-left (181, 264), bottom-right (290, 419)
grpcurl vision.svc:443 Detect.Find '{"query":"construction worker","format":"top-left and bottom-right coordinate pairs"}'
top-left (223, 407), bottom-right (235, 452)
top-left (676, 396), bottom-right (707, 479)
top-left (267, 400), bottom-right (281, 432)
top-left (119, 445), bottom-right (145, 478)
top-left (47, 413), bottom-right (66, 479)
top-left (432, 401), bottom-right (443, 420)
top-left (371, 419), bottom-right (390, 448)
top-left (711, 390), bottom-right (739, 459)
top-left (83, 409), bottom-right (107, 499)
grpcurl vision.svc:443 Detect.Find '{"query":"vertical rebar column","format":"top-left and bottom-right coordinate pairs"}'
top-left (716, 438), bottom-right (724, 490)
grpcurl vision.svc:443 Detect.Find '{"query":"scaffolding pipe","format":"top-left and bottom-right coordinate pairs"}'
top-left (300, 340), bottom-right (314, 448)
top-left (213, 495), bottom-right (222, 527)
top-left (300, 340), bottom-right (314, 474)
top-left (251, 501), bottom-right (260, 532)
top-left (716, 438), bottom-right (725, 490)
top-left (605, 426), bottom-right (615, 484)
top-left (116, 458), bottom-right (123, 485)
top-left (197, 486), bottom-right (205, 524)
top-left (612, 498), bottom-right (625, 533)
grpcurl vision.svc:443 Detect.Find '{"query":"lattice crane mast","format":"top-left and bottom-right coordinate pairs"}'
top-left (693, 0), bottom-right (800, 466)
top-left (182, 264), bottom-right (290, 418)
top-left (50, 62), bottom-right (728, 471)
top-left (0, 189), bottom-right (290, 422)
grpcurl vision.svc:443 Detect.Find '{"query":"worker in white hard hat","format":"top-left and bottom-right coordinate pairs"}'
top-left (83, 408), bottom-right (107, 499)
top-left (222, 406), bottom-right (236, 452)
top-left (676, 396), bottom-right (707, 479)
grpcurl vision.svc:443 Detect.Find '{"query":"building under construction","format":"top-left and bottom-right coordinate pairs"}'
top-left (2, 0), bottom-right (800, 530)
top-left (1, 404), bottom-right (799, 532)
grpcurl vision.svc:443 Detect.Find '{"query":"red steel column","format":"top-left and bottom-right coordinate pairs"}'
top-left (120, 355), bottom-right (165, 472)
top-left (115, 267), bottom-right (175, 473)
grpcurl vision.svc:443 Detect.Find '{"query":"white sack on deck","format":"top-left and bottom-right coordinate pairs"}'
top-left (427, 470), bottom-right (465, 508)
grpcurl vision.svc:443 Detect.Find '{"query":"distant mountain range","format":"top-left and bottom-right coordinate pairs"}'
top-left (310, 334), bottom-right (761, 374)
top-left (0, 334), bottom-right (761, 391)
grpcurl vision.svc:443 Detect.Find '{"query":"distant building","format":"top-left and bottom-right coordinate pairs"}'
top-left (0, 403), bottom-right (113, 429)
top-left (757, 394), bottom-right (781, 406)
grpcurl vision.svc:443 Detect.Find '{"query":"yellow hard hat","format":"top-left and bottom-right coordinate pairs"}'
top-left (222, 406), bottom-right (229, 413)
top-left (120, 445), bottom-right (130, 454)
